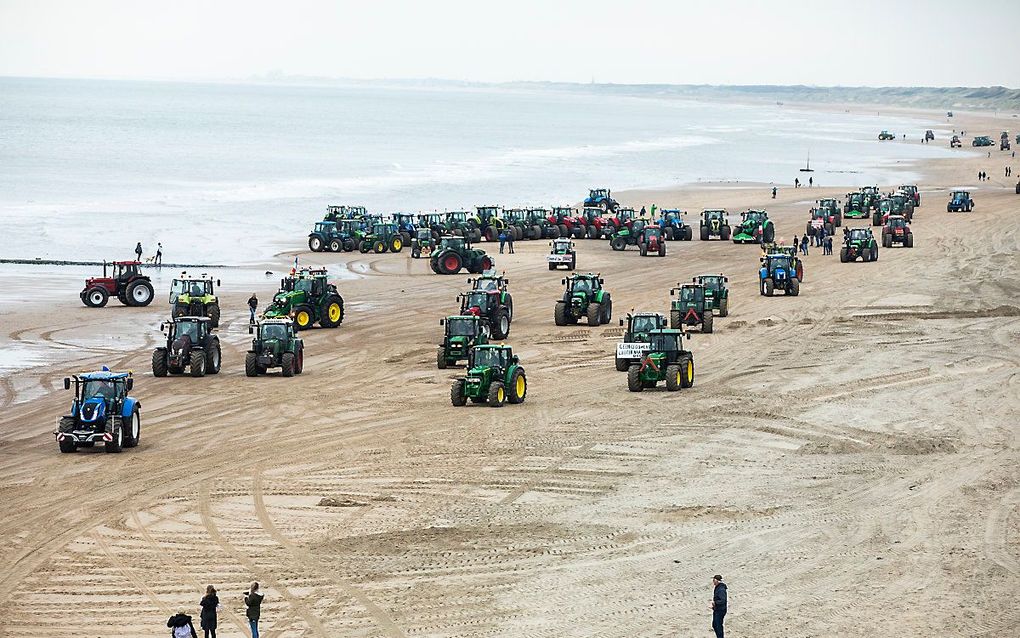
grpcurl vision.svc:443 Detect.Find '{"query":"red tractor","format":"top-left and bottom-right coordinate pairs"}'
top-left (579, 207), bottom-right (614, 239)
top-left (881, 215), bottom-right (914, 248)
top-left (548, 207), bottom-right (588, 239)
top-left (80, 261), bottom-right (155, 308)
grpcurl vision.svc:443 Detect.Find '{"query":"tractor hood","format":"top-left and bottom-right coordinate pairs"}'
top-left (260, 338), bottom-right (283, 355)
top-left (171, 334), bottom-right (194, 355)
top-left (79, 396), bottom-right (107, 423)
top-left (570, 291), bottom-right (590, 305)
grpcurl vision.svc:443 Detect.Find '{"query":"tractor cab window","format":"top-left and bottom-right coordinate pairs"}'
top-left (447, 318), bottom-right (478, 337)
top-left (464, 291), bottom-right (489, 310)
top-left (888, 217), bottom-right (906, 229)
top-left (631, 316), bottom-right (659, 334)
top-left (570, 278), bottom-right (593, 294)
top-left (175, 321), bottom-right (201, 342)
top-left (417, 229), bottom-right (432, 241)
top-left (189, 282), bottom-right (205, 297)
top-left (261, 323), bottom-right (289, 341)
top-left (170, 279), bottom-right (186, 302)
top-left (472, 348), bottom-right (506, 370)
top-left (643, 227), bottom-right (660, 239)
top-left (294, 279), bottom-right (314, 294)
top-left (848, 229), bottom-right (869, 241)
top-left (768, 256), bottom-right (792, 272)
top-left (701, 276), bottom-right (722, 290)
top-left (649, 333), bottom-right (680, 353)
top-left (680, 287), bottom-right (703, 303)
top-left (442, 238), bottom-right (464, 250)
top-left (83, 379), bottom-right (117, 401)
top-left (553, 240), bottom-right (571, 252)
top-left (475, 279), bottom-right (498, 291)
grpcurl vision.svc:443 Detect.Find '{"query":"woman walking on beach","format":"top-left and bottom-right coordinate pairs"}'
top-left (245, 582), bottom-right (264, 638)
top-left (200, 585), bottom-right (219, 638)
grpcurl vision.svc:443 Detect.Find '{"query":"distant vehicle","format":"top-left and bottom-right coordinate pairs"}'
top-left (947, 111), bottom-right (954, 118)
top-left (584, 188), bottom-right (619, 213)
top-left (972, 136), bottom-right (994, 147)
top-left (950, 135), bottom-right (962, 148)
top-left (947, 190), bottom-right (974, 213)
top-left (878, 130), bottom-right (896, 141)
top-left (55, 369), bottom-right (140, 454)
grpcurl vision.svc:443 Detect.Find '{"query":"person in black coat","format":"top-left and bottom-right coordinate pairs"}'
top-left (711, 574), bottom-right (728, 638)
top-left (167, 612), bottom-right (198, 638)
top-left (200, 585), bottom-right (219, 638)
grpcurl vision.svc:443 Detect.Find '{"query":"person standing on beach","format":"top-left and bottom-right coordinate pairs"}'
top-left (156, 242), bottom-right (163, 266)
top-left (506, 230), bottom-right (515, 255)
top-left (794, 177), bottom-right (800, 189)
top-left (808, 176), bottom-right (813, 188)
top-left (771, 186), bottom-right (777, 199)
top-left (792, 234), bottom-right (799, 251)
top-left (800, 235), bottom-right (809, 256)
top-left (199, 585), bottom-right (219, 638)
top-left (135, 241), bottom-right (143, 261)
top-left (248, 293), bottom-right (258, 324)
top-left (827, 235), bottom-right (834, 255)
top-left (639, 205), bottom-right (646, 217)
top-left (498, 230), bottom-right (506, 254)
top-left (244, 582), bottom-right (263, 638)
top-left (650, 203), bottom-right (657, 217)
top-left (710, 574), bottom-right (727, 638)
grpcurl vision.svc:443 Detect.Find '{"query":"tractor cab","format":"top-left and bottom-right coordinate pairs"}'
top-left (844, 192), bottom-right (867, 216)
top-left (476, 206), bottom-right (502, 222)
top-left (695, 274), bottom-right (727, 296)
top-left (646, 329), bottom-right (686, 358)
top-left (741, 210), bottom-right (767, 225)
top-left (257, 319), bottom-right (294, 343)
top-left (437, 315), bottom-right (488, 369)
top-left (581, 207), bottom-right (603, 223)
top-left (418, 213), bottom-right (445, 231)
top-left (948, 190), bottom-right (973, 212)
top-left (460, 290), bottom-right (494, 317)
top-left (626, 328), bottom-right (694, 392)
top-left (703, 209), bottom-right (727, 224)
top-left (169, 275), bottom-right (217, 304)
top-left (623, 312), bottom-right (667, 339)
top-left (470, 272), bottom-right (509, 293)
top-left (439, 236), bottom-right (467, 251)
top-left (550, 206), bottom-right (576, 223)
top-left (444, 315), bottom-right (483, 338)
top-left (695, 274), bottom-right (730, 316)
top-left (393, 213), bottom-right (417, 232)
top-left (468, 345), bottom-right (514, 375)
top-left (669, 284), bottom-right (713, 332)
top-left (762, 254), bottom-right (794, 278)
top-left (415, 228), bottom-right (434, 243)
top-left (565, 274), bottom-right (602, 299)
top-left (886, 215), bottom-right (909, 231)
top-left (846, 228), bottom-right (872, 242)
top-left (165, 316), bottom-right (212, 343)
top-left (551, 238), bottom-right (573, 254)
top-left (641, 226), bottom-right (662, 242)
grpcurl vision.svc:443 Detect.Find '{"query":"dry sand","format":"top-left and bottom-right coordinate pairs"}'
top-left (0, 108), bottom-right (1018, 637)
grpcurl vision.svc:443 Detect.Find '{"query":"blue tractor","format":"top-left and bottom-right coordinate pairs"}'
top-left (54, 368), bottom-right (141, 453)
top-left (392, 213), bottom-right (418, 246)
top-left (759, 253), bottom-right (802, 297)
top-left (584, 188), bottom-right (619, 213)
top-left (658, 209), bottom-right (693, 241)
top-left (947, 190), bottom-right (974, 213)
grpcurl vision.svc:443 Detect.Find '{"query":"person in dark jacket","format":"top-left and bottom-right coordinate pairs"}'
top-left (200, 585), bottom-right (219, 638)
top-left (247, 293), bottom-right (258, 324)
top-left (167, 612), bottom-right (198, 638)
top-left (245, 581), bottom-right (264, 638)
top-left (711, 574), bottom-right (727, 638)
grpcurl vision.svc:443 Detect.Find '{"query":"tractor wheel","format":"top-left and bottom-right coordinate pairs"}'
top-left (83, 286), bottom-right (109, 308)
top-left (664, 227), bottom-right (674, 241)
top-left (104, 424), bottom-right (123, 454)
top-left (390, 236), bottom-right (403, 252)
top-left (763, 277), bottom-right (775, 297)
top-left (507, 369), bottom-right (527, 404)
top-left (572, 227), bottom-right (585, 239)
top-left (882, 233), bottom-right (892, 248)
top-left (658, 243), bottom-right (666, 257)
top-left (513, 227), bottom-right (523, 241)
top-left (611, 236), bottom-right (627, 251)
top-left (411, 247), bottom-right (421, 259)
top-left (123, 410), bottom-right (141, 448)
top-left (862, 249), bottom-right (871, 262)
top-left (281, 352), bottom-right (296, 377)
top-left (484, 227), bottom-right (497, 242)
top-left (587, 302), bottom-right (602, 327)
top-left (190, 352), bottom-right (207, 377)
top-left (700, 225), bottom-right (709, 241)
top-left (721, 226), bottom-right (731, 241)
top-left (558, 224), bottom-right (569, 238)
top-left (762, 224), bottom-right (775, 244)
top-left (309, 236), bottom-right (324, 252)
top-left (487, 382), bottom-right (506, 407)
top-left (151, 349), bottom-right (168, 377)
top-left (59, 437), bottom-right (77, 453)
top-left (320, 295), bottom-right (344, 328)
top-left (439, 252), bottom-right (463, 275)
top-left (789, 277), bottom-right (801, 296)
top-left (343, 238), bottom-right (356, 252)
top-left (451, 379), bottom-right (467, 406)
top-left (329, 239), bottom-right (342, 253)
top-left (702, 313), bottom-right (714, 334)
top-left (359, 242), bottom-right (370, 253)
top-left (906, 233), bottom-right (914, 248)
top-left (587, 225), bottom-right (598, 239)
top-left (670, 310), bottom-right (681, 329)
top-left (840, 247), bottom-right (849, 263)
top-left (554, 301), bottom-right (568, 326)
top-left (399, 232), bottom-right (412, 247)
top-left (126, 280), bottom-right (154, 307)
top-left (437, 349), bottom-right (448, 369)
top-left (639, 243), bottom-right (647, 256)
top-left (530, 225), bottom-right (542, 240)
top-left (665, 365), bottom-right (682, 391)
top-left (206, 341), bottom-right (221, 374)
top-left (294, 305), bottom-right (314, 330)
top-left (207, 304), bottom-right (221, 327)
top-left (627, 365), bottom-right (643, 392)
top-left (871, 247), bottom-right (879, 262)
top-left (294, 348), bottom-right (304, 374)
top-left (719, 297), bottom-right (729, 317)
top-left (480, 256), bottom-right (493, 272)
top-left (429, 258), bottom-right (440, 274)
top-left (684, 226), bottom-right (693, 241)
top-left (245, 352), bottom-right (259, 377)
top-left (492, 309), bottom-right (511, 340)
top-left (172, 303), bottom-right (187, 319)
top-left (548, 262), bottom-right (556, 271)
top-left (615, 354), bottom-right (631, 372)
top-left (373, 240), bottom-right (387, 253)
top-left (569, 256), bottom-right (576, 270)
top-left (602, 296), bottom-right (612, 323)
top-left (680, 356), bottom-right (695, 388)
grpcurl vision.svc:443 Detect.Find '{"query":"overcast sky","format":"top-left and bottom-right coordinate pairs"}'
top-left (1, 0), bottom-right (1018, 87)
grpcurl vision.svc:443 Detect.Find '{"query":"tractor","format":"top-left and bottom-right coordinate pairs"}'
top-left (615, 312), bottom-right (668, 371)
top-left (806, 207), bottom-right (837, 235)
top-left (547, 237), bottom-right (577, 270)
top-left (446, 211), bottom-right (482, 242)
top-left (694, 274), bottom-right (730, 317)
top-left (843, 192), bottom-right (870, 219)
top-left (80, 260), bottom-right (155, 308)
top-left (308, 221), bottom-right (348, 252)
top-left (526, 208), bottom-right (560, 239)
top-left (840, 227), bottom-right (879, 263)
top-left (245, 319), bottom-right (304, 377)
top-left (699, 209), bottom-right (731, 241)
top-left (861, 186), bottom-right (881, 211)
top-left (458, 289), bottom-right (512, 340)
top-left (878, 130), bottom-right (895, 140)
top-left (418, 213), bottom-right (448, 240)
top-left (638, 226), bottom-right (667, 257)
top-left (323, 204), bottom-right (367, 223)
top-left (503, 209), bottom-right (529, 241)
top-left (658, 209), bottom-right (693, 241)
top-left (732, 210), bottom-right (775, 244)
top-left (437, 315), bottom-right (488, 369)
top-left (950, 135), bottom-right (962, 148)
top-left (816, 198), bottom-right (843, 227)
top-left (669, 283), bottom-right (713, 333)
top-left (899, 184), bottom-right (921, 207)
top-left (358, 222), bottom-right (405, 253)
top-left (410, 228), bottom-right (437, 259)
top-left (450, 344), bottom-right (527, 407)
top-left (151, 316), bottom-right (222, 377)
top-left (626, 329), bottom-right (695, 393)
top-left (882, 215), bottom-right (914, 248)
top-left (972, 136), bottom-right (994, 147)
top-left (889, 192), bottom-right (915, 221)
top-left (54, 368), bottom-right (141, 453)
top-left (262, 268), bottom-right (345, 330)
top-left (476, 206), bottom-right (508, 242)
top-left (334, 220), bottom-right (366, 251)
top-left (947, 190), bottom-right (974, 212)
top-left (392, 213), bottom-right (418, 246)
top-left (549, 206), bottom-right (587, 239)
top-left (554, 273), bottom-right (612, 326)
top-left (925, 130), bottom-right (935, 142)
top-left (872, 198), bottom-right (897, 226)
top-left (609, 218), bottom-right (649, 251)
top-left (584, 188), bottom-right (619, 212)
top-left (169, 273), bottom-right (221, 327)
top-left (468, 271), bottom-right (514, 319)
top-left (430, 236), bottom-right (494, 275)
top-left (759, 253), bottom-right (802, 296)
top-left (579, 207), bottom-right (614, 239)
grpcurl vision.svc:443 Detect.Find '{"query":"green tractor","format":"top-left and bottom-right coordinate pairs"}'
top-left (169, 273), bottom-right (221, 327)
top-left (840, 227), bottom-right (879, 263)
top-left (861, 186), bottom-right (881, 211)
top-left (700, 209), bottom-right (731, 241)
top-left (151, 316), bottom-right (222, 377)
top-left (410, 227), bottom-right (437, 259)
top-left (669, 283), bottom-right (714, 333)
top-left (554, 273), bottom-right (612, 326)
top-left (626, 329), bottom-right (695, 392)
top-left (262, 267), bottom-right (345, 330)
top-left (358, 222), bottom-right (405, 253)
top-left (817, 198), bottom-right (843, 226)
top-left (843, 192), bottom-right (870, 219)
top-left (615, 312), bottom-right (668, 371)
top-left (417, 213), bottom-right (448, 240)
top-left (308, 221), bottom-right (346, 253)
top-left (437, 315), bottom-right (488, 369)
top-left (878, 130), bottom-right (896, 141)
top-left (732, 210), bottom-right (775, 244)
top-left (693, 273), bottom-right (729, 317)
top-left (525, 208), bottom-right (559, 240)
top-left (609, 218), bottom-right (649, 251)
top-left (245, 319), bottom-right (304, 377)
top-left (503, 208), bottom-right (529, 241)
top-left (450, 344), bottom-right (528, 407)
top-left (476, 206), bottom-right (508, 242)
top-left (429, 236), bottom-right (494, 275)
top-left (445, 211), bottom-right (482, 242)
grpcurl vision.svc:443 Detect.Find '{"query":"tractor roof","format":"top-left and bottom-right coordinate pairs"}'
top-left (174, 316), bottom-right (213, 323)
top-left (697, 273), bottom-right (726, 279)
top-left (112, 260), bottom-right (142, 266)
top-left (703, 208), bottom-right (727, 213)
top-left (76, 370), bottom-right (131, 381)
top-left (260, 318), bottom-right (293, 326)
top-left (661, 209), bottom-right (685, 214)
top-left (473, 343), bottom-right (511, 351)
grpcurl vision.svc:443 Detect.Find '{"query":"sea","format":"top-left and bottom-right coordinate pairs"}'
top-left (0, 76), bottom-right (959, 266)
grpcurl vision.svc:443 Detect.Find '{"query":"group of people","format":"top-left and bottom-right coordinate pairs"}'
top-left (166, 582), bottom-right (263, 638)
top-left (134, 241), bottom-right (163, 266)
top-left (793, 176), bottom-right (813, 188)
top-left (793, 226), bottom-right (833, 256)
top-left (496, 229), bottom-right (516, 254)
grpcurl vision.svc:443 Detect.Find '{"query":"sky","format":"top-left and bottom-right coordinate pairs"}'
top-left (1, 0), bottom-right (1018, 87)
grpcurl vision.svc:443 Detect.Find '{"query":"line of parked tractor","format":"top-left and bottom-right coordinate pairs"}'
top-left (58, 181), bottom-right (965, 451)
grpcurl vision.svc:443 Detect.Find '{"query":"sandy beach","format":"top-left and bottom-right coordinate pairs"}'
top-left (1, 106), bottom-right (1019, 637)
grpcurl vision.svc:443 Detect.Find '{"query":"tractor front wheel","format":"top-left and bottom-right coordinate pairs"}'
top-left (83, 287), bottom-right (110, 308)
top-left (104, 425), bottom-right (123, 453)
top-left (294, 306), bottom-right (314, 330)
top-left (721, 226), bottom-right (731, 241)
top-left (906, 233), bottom-right (914, 248)
top-left (666, 365), bottom-right (682, 391)
top-left (492, 309), bottom-right (511, 340)
top-left (329, 239), bottom-right (342, 253)
top-left (554, 301), bottom-right (568, 326)
top-left (190, 353), bottom-right (207, 377)
top-left (702, 313), bottom-right (714, 333)
top-left (680, 356), bottom-right (695, 388)
top-left (763, 277), bottom-right (775, 297)
top-left (207, 304), bottom-right (221, 327)
top-left (627, 365), bottom-right (643, 392)
top-left (487, 382), bottom-right (506, 407)
top-left (124, 411), bottom-right (141, 448)
top-left (437, 349), bottom-right (448, 369)
top-left (374, 240), bottom-right (387, 253)
top-left (587, 225), bottom-right (598, 239)
top-left (59, 438), bottom-right (77, 453)
top-left (451, 379), bottom-right (467, 406)
top-left (281, 352), bottom-right (296, 377)
top-left (206, 342), bottom-right (222, 374)
top-left (719, 297), bottom-right (729, 317)
top-left (670, 310), bottom-right (682, 329)
top-left (343, 239), bottom-right (356, 252)
top-left (587, 302), bottom-right (602, 327)
top-left (611, 236), bottom-right (627, 251)
top-left (508, 369), bottom-right (527, 404)
top-left (789, 277), bottom-right (801, 296)
top-left (245, 352), bottom-right (259, 377)
top-left (320, 296), bottom-right (344, 328)
top-left (151, 349), bottom-right (168, 377)
top-left (840, 247), bottom-right (849, 263)
top-left (615, 356), bottom-right (628, 372)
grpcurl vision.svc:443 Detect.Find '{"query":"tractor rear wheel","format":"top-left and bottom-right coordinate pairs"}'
top-left (83, 287), bottom-right (109, 308)
top-left (206, 342), bottom-right (221, 374)
top-left (59, 437), bottom-right (77, 453)
top-left (639, 243), bottom-right (647, 256)
top-left (126, 280), bottom-right (154, 307)
top-left (684, 226), bottom-right (693, 241)
top-left (700, 225), bottom-right (709, 241)
top-left (245, 352), bottom-right (259, 377)
top-left (602, 297), bottom-right (612, 323)
top-left (508, 369), bottom-right (527, 404)
top-left (531, 225), bottom-right (542, 240)
top-left (840, 247), bottom-right (849, 262)
top-left (670, 310), bottom-right (681, 329)
top-left (615, 356), bottom-right (629, 372)
top-left (882, 233), bottom-right (892, 248)
top-left (658, 243), bottom-right (666, 257)
top-left (343, 238), bottom-right (356, 252)
top-left (294, 305), bottom-right (314, 330)
top-left (190, 353), bottom-right (207, 377)
top-left (485, 227), bottom-right (497, 242)
top-left (437, 349), bottom-right (448, 369)
top-left (721, 226), bottom-right (731, 241)
top-left (329, 239), bottom-right (342, 252)
top-left (702, 313), bottom-right (714, 333)
top-left (611, 236), bottom-right (627, 251)
top-left (492, 309), bottom-right (511, 340)
top-left (104, 425), bottom-right (123, 453)
top-left (680, 356), bottom-right (695, 388)
top-left (390, 236), bottom-right (403, 252)
top-left (152, 349), bottom-right (168, 377)
top-left (295, 348), bottom-right (304, 374)
top-left (320, 295), bottom-right (344, 328)
top-left (451, 379), bottom-right (467, 406)
top-left (572, 227), bottom-right (584, 239)
top-left (666, 365), bottom-right (682, 391)
top-left (281, 352), bottom-right (296, 377)
top-left (762, 224), bottom-right (775, 244)
top-left (789, 277), bottom-right (801, 296)
top-left (558, 224), bottom-right (569, 238)
top-left (627, 365), bottom-right (643, 392)
top-left (763, 277), bottom-right (775, 297)
top-left (906, 233), bottom-right (914, 248)
top-left (587, 225), bottom-right (598, 239)
top-left (123, 411), bottom-right (141, 448)
top-left (554, 302), bottom-right (568, 326)
top-left (719, 297), bottom-right (729, 317)
top-left (587, 302), bottom-right (602, 327)
top-left (309, 236), bottom-right (324, 252)
top-left (207, 304), bottom-right (221, 327)
top-left (504, 294), bottom-right (514, 320)
top-left (399, 232), bottom-right (412, 247)
top-left (487, 382), bottom-right (506, 407)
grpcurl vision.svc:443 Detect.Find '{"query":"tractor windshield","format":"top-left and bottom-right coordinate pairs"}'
top-left (680, 287), bottom-right (703, 302)
top-left (294, 279), bottom-right (314, 294)
top-left (261, 323), bottom-right (289, 341)
top-left (849, 229), bottom-right (869, 241)
top-left (471, 348), bottom-right (506, 369)
top-left (630, 316), bottom-right (659, 334)
top-left (649, 333), bottom-right (680, 352)
top-left (465, 291), bottom-right (489, 310)
top-left (83, 379), bottom-right (118, 401)
top-left (447, 318), bottom-right (477, 337)
top-left (952, 192), bottom-right (968, 202)
top-left (570, 278), bottom-right (593, 294)
top-left (554, 240), bottom-right (571, 252)
top-left (888, 217), bottom-right (907, 229)
top-left (175, 321), bottom-right (201, 342)
top-left (416, 229), bottom-right (432, 241)
top-left (700, 277), bottom-right (722, 290)
top-left (769, 256), bottom-right (792, 272)
top-left (441, 238), bottom-right (464, 250)
top-left (643, 228), bottom-right (661, 239)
